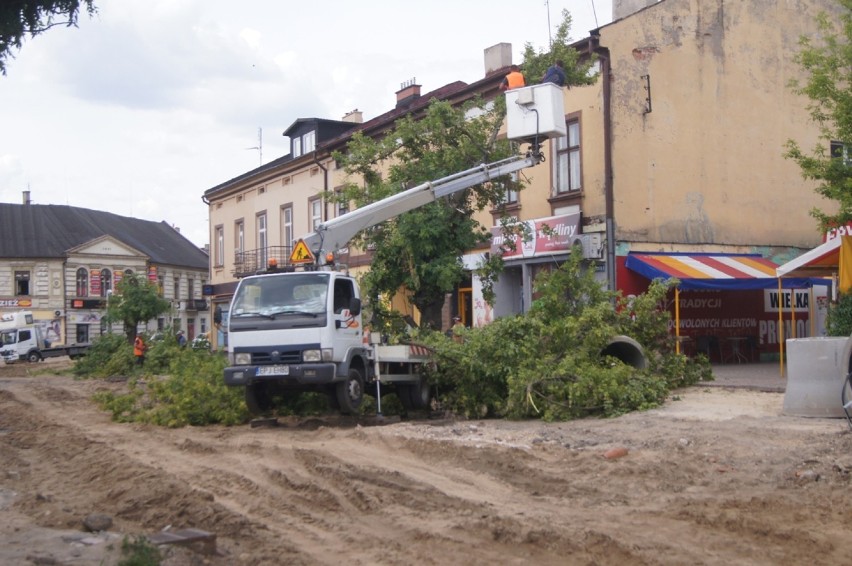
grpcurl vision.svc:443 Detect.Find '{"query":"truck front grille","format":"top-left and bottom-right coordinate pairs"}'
top-left (251, 350), bottom-right (302, 364)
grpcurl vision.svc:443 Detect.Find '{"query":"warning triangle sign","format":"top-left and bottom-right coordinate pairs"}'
top-left (290, 240), bottom-right (315, 264)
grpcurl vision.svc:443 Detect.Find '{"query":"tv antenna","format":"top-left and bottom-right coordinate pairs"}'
top-left (246, 127), bottom-right (262, 167)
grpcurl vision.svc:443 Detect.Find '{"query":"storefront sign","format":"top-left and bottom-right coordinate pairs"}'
top-left (90, 269), bottom-right (101, 296)
top-left (764, 289), bottom-right (810, 313)
top-left (490, 213), bottom-right (580, 259)
top-left (825, 223), bottom-right (852, 241)
top-left (0, 298), bottom-right (32, 308)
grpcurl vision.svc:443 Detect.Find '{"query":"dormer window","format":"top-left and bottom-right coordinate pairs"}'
top-left (292, 130), bottom-right (316, 158)
top-left (303, 130), bottom-right (316, 153)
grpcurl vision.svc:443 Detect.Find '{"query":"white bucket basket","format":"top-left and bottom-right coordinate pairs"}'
top-left (505, 83), bottom-right (567, 141)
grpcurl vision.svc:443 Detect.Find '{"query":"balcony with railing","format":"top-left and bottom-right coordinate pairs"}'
top-left (232, 246), bottom-right (294, 278)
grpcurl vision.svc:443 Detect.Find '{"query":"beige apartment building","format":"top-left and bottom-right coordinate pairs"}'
top-left (204, 0), bottom-right (840, 348)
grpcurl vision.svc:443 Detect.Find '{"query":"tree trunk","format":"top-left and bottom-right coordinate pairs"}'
top-left (417, 301), bottom-right (445, 331)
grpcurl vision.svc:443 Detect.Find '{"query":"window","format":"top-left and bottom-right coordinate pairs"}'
top-left (335, 187), bottom-right (349, 217)
top-left (310, 198), bottom-right (323, 231)
top-left (235, 220), bottom-right (244, 255)
top-left (257, 212), bottom-right (268, 266)
top-left (281, 205), bottom-right (294, 249)
top-left (554, 120), bottom-right (581, 194)
top-left (831, 141), bottom-right (850, 164)
top-left (293, 136), bottom-right (302, 158)
top-left (100, 268), bottom-right (112, 297)
top-left (333, 278), bottom-right (355, 313)
top-left (158, 275), bottom-right (165, 297)
top-left (14, 271), bottom-right (30, 296)
top-left (76, 268), bottom-right (88, 297)
top-left (174, 277), bottom-right (181, 301)
top-left (303, 130), bottom-right (316, 153)
top-left (499, 172), bottom-right (519, 205)
top-left (188, 278), bottom-right (194, 300)
top-left (215, 225), bottom-right (224, 267)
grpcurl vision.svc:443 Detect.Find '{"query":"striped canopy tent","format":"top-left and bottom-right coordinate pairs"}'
top-left (625, 252), bottom-right (816, 290)
top-left (775, 236), bottom-right (852, 373)
top-left (776, 235), bottom-right (852, 293)
top-left (625, 252), bottom-right (823, 358)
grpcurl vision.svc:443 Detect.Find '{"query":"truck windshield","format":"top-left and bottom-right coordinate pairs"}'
top-left (0, 330), bottom-right (16, 345)
top-left (231, 273), bottom-right (329, 318)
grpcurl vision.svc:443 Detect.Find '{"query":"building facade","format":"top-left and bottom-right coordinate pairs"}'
top-left (0, 199), bottom-right (211, 345)
top-left (204, 0), bottom-right (841, 345)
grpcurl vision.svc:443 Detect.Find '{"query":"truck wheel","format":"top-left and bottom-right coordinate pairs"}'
top-left (27, 351), bottom-right (42, 363)
top-left (399, 377), bottom-right (432, 411)
top-left (245, 384), bottom-right (275, 415)
top-left (336, 368), bottom-right (364, 415)
top-left (409, 376), bottom-right (432, 410)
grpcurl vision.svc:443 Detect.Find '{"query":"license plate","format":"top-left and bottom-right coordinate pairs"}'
top-left (256, 365), bottom-right (290, 376)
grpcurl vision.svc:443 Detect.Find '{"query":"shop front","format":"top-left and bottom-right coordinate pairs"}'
top-left (620, 252), bottom-right (828, 363)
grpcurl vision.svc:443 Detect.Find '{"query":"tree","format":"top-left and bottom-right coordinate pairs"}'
top-left (520, 9), bottom-right (597, 88)
top-left (333, 10), bottom-right (598, 330)
top-left (785, 0), bottom-right (852, 232)
top-left (105, 274), bottom-right (171, 342)
top-left (334, 98), bottom-right (516, 330)
top-left (0, 0), bottom-right (96, 75)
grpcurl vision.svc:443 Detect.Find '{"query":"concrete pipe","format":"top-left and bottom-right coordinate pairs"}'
top-left (600, 335), bottom-right (647, 370)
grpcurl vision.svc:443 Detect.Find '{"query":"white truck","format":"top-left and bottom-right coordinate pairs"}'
top-left (223, 84), bottom-right (567, 415)
top-left (0, 311), bottom-right (90, 363)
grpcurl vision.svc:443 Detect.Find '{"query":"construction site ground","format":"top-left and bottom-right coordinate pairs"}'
top-left (1, 358), bottom-right (851, 565)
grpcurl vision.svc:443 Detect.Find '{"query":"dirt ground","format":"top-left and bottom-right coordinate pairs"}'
top-left (2, 359), bottom-right (852, 565)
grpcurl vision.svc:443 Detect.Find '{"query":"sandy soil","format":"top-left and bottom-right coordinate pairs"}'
top-left (1, 359), bottom-right (852, 565)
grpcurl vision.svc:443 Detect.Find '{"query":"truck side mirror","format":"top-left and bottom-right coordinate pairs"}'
top-left (349, 298), bottom-right (361, 316)
top-left (214, 306), bottom-right (223, 325)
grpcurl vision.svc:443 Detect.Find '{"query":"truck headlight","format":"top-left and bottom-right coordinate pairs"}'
top-left (234, 352), bottom-right (252, 365)
top-left (303, 349), bottom-right (332, 362)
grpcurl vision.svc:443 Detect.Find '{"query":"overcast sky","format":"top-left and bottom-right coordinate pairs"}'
top-left (0, 0), bottom-right (612, 248)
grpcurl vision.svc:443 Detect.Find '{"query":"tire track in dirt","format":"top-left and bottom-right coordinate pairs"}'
top-left (3, 374), bottom-right (852, 565)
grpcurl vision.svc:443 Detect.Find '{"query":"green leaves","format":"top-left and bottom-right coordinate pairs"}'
top-left (421, 253), bottom-right (711, 421)
top-left (334, 97), bottom-right (517, 329)
top-left (786, 1), bottom-right (852, 232)
top-left (105, 275), bottom-right (171, 342)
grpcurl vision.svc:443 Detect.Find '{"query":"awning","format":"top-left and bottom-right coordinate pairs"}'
top-left (776, 235), bottom-right (852, 292)
top-left (626, 252), bottom-right (818, 290)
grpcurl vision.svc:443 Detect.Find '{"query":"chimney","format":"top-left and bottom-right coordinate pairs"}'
top-left (395, 78), bottom-right (421, 109)
top-left (613, 0), bottom-right (661, 20)
top-left (342, 109), bottom-right (363, 124)
top-left (22, 190), bottom-right (31, 205)
top-left (484, 43), bottom-right (513, 76)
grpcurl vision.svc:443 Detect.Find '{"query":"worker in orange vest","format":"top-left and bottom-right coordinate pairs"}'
top-left (133, 334), bottom-right (147, 366)
top-left (499, 65), bottom-right (526, 91)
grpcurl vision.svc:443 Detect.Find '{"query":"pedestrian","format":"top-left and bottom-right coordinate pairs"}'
top-left (499, 65), bottom-right (526, 91)
top-left (541, 60), bottom-right (566, 87)
top-left (134, 334), bottom-right (147, 366)
top-left (177, 330), bottom-right (187, 347)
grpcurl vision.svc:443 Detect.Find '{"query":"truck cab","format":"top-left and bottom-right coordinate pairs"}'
top-left (0, 311), bottom-right (46, 363)
top-left (223, 270), bottom-right (369, 414)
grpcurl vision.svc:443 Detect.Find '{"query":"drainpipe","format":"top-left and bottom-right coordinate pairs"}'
top-left (313, 152), bottom-right (329, 221)
top-left (590, 31), bottom-right (616, 292)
